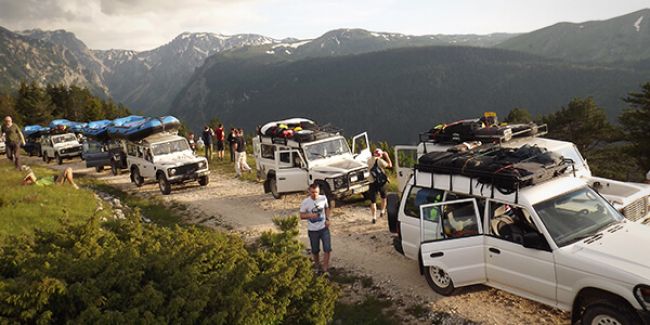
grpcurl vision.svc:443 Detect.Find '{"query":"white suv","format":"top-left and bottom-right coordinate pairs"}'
top-left (126, 133), bottom-right (209, 195)
top-left (253, 130), bottom-right (371, 201)
top-left (388, 165), bottom-right (650, 324)
top-left (41, 133), bottom-right (83, 165)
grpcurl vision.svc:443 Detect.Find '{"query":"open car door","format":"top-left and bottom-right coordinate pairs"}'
top-left (419, 199), bottom-right (486, 290)
top-left (84, 140), bottom-right (110, 169)
top-left (352, 132), bottom-right (371, 164)
top-left (395, 145), bottom-right (417, 193)
top-left (275, 149), bottom-right (309, 193)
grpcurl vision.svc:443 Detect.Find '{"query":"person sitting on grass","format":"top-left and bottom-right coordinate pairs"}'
top-left (21, 165), bottom-right (79, 189)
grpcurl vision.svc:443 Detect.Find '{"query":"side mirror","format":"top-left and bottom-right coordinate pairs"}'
top-left (522, 232), bottom-right (551, 251)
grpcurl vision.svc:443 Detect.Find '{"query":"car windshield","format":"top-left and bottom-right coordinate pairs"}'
top-left (85, 141), bottom-right (104, 153)
top-left (303, 138), bottom-right (350, 161)
top-left (52, 134), bottom-right (77, 144)
top-left (533, 187), bottom-right (623, 247)
top-left (151, 139), bottom-right (190, 156)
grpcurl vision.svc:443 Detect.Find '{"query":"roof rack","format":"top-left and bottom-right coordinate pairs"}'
top-left (261, 123), bottom-right (343, 145)
top-left (418, 123), bottom-right (548, 145)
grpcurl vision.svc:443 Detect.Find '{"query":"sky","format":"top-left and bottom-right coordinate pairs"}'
top-left (0, 0), bottom-right (647, 51)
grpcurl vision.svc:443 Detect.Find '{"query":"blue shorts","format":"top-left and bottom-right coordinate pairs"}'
top-left (308, 228), bottom-right (332, 254)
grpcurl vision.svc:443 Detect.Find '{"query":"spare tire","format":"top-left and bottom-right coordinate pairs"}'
top-left (387, 193), bottom-right (399, 233)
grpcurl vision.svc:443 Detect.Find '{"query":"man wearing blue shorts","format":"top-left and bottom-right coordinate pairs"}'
top-left (300, 183), bottom-right (332, 275)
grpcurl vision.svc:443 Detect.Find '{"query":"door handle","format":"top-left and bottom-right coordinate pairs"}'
top-left (429, 252), bottom-right (444, 258)
top-left (278, 177), bottom-right (286, 180)
top-left (489, 248), bottom-right (501, 254)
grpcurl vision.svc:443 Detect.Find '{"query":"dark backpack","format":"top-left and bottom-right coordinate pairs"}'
top-left (370, 160), bottom-right (389, 186)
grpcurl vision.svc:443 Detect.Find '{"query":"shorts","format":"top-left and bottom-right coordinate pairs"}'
top-left (216, 140), bottom-right (224, 151)
top-left (367, 182), bottom-right (387, 203)
top-left (308, 228), bottom-right (332, 254)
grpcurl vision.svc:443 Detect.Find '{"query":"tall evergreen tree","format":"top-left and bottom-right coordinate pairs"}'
top-left (504, 107), bottom-right (532, 124)
top-left (15, 82), bottom-right (53, 125)
top-left (620, 82), bottom-right (650, 170)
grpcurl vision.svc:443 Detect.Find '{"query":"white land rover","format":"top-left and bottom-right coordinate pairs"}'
top-left (253, 129), bottom-right (372, 200)
top-left (388, 164), bottom-right (650, 324)
top-left (126, 133), bottom-right (209, 195)
top-left (40, 133), bottom-right (83, 165)
top-left (394, 130), bottom-right (650, 225)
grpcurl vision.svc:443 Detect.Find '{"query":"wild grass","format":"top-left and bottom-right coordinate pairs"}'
top-left (0, 160), bottom-right (109, 238)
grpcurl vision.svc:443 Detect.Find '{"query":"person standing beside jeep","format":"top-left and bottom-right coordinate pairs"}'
top-left (367, 148), bottom-right (392, 224)
top-left (2, 116), bottom-right (25, 170)
top-left (300, 183), bottom-right (332, 276)
top-left (201, 125), bottom-right (214, 160)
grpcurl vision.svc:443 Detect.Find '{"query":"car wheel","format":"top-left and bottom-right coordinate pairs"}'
top-left (45, 153), bottom-right (51, 164)
top-left (582, 303), bottom-right (638, 325)
top-left (111, 161), bottom-right (119, 176)
top-left (158, 174), bottom-right (172, 195)
top-left (270, 177), bottom-right (283, 199)
top-left (424, 266), bottom-right (455, 296)
top-left (56, 153), bottom-right (62, 165)
top-left (387, 193), bottom-right (399, 233)
top-left (392, 235), bottom-right (404, 255)
top-left (132, 168), bottom-right (144, 187)
top-left (198, 175), bottom-right (209, 186)
top-left (95, 166), bottom-right (104, 173)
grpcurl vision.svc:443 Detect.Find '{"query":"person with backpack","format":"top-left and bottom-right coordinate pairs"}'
top-left (201, 125), bottom-right (214, 160)
top-left (367, 148), bottom-right (392, 224)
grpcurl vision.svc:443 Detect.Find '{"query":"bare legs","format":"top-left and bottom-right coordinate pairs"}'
top-left (58, 167), bottom-right (79, 189)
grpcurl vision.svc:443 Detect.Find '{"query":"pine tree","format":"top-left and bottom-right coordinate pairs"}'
top-left (620, 82), bottom-right (650, 170)
top-left (504, 107), bottom-right (532, 124)
top-left (15, 82), bottom-right (53, 125)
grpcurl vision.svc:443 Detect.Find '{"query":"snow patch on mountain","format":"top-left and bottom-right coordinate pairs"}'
top-left (634, 16), bottom-right (644, 32)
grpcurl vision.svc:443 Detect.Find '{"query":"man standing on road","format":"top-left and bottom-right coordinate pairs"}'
top-left (215, 123), bottom-right (225, 161)
top-left (234, 129), bottom-right (252, 177)
top-left (300, 183), bottom-right (332, 276)
top-left (201, 125), bottom-right (214, 160)
top-left (367, 148), bottom-right (392, 224)
top-left (2, 116), bottom-right (25, 170)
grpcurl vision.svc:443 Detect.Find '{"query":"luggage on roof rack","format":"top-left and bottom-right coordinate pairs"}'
top-left (416, 144), bottom-right (571, 193)
top-left (258, 118), bottom-right (341, 144)
top-left (107, 116), bottom-right (180, 141)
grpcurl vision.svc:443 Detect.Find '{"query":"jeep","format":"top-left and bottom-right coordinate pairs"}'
top-left (41, 133), bottom-right (83, 165)
top-left (83, 139), bottom-right (128, 175)
top-left (126, 133), bottom-right (209, 195)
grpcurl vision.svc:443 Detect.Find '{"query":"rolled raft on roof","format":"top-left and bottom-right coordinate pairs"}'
top-left (23, 125), bottom-right (50, 138)
top-left (81, 120), bottom-right (113, 140)
top-left (49, 119), bottom-right (86, 133)
top-left (107, 116), bottom-right (181, 141)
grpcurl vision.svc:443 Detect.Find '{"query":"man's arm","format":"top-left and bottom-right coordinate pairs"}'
top-left (19, 128), bottom-right (25, 146)
top-left (300, 208), bottom-right (317, 220)
top-left (383, 152), bottom-right (393, 168)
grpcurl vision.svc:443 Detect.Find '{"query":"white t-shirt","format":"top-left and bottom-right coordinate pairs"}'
top-left (300, 195), bottom-right (329, 231)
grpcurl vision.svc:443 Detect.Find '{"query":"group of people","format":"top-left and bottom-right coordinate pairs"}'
top-left (187, 124), bottom-right (252, 177)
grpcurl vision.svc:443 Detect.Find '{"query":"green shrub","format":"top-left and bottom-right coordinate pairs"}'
top-left (0, 213), bottom-right (337, 324)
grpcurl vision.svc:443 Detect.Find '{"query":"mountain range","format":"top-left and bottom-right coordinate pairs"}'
top-left (0, 8), bottom-right (648, 142)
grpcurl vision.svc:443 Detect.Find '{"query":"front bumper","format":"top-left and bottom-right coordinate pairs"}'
top-left (168, 169), bottom-right (209, 183)
top-left (327, 169), bottom-right (371, 196)
top-left (58, 148), bottom-right (83, 158)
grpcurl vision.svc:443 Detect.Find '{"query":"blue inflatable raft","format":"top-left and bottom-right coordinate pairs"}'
top-left (107, 116), bottom-right (181, 141)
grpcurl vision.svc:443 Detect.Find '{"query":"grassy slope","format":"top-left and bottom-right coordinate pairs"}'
top-left (0, 160), bottom-right (108, 237)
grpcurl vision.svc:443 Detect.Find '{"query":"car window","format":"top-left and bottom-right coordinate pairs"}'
top-left (488, 201), bottom-right (541, 245)
top-left (421, 199), bottom-right (480, 242)
top-left (404, 186), bottom-right (444, 219)
top-left (261, 144), bottom-right (274, 159)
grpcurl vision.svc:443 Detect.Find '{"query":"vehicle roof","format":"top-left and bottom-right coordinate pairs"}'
top-left (518, 176), bottom-right (586, 206)
top-left (502, 137), bottom-right (574, 151)
top-left (141, 133), bottom-right (184, 145)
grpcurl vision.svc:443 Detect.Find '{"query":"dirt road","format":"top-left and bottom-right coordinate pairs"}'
top-left (32, 157), bottom-right (570, 324)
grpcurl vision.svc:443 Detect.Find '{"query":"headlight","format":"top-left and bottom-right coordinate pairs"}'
top-left (363, 171), bottom-right (370, 178)
top-left (350, 175), bottom-right (358, 183)
top-left (199, 161), bottom-right (206, 168)
top-left (333, 176), bottom-right (347, 189)
top-left (635, 285), bottom-right (650, 310)
top-left (169, 168), bottom-right (176, 176)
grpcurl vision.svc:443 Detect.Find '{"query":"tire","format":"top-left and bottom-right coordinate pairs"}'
top-left (95, 166), bottom-right (104, 173)
top-left (56, 153), bottom-right (62, 165)
top-left (111, 161), bottom-right (119, 176)
top-left (198, 175), bottom-right (209, 186)
top-left (582, 303), bottom-right (639, 325)
top-left (131, 168), bottom-right (144, 187)
top-left (424, 266), bottom-right (455, 296)
top-left (269, 177), bottom-right (283, 199)
top-left (44, 153), bottom-right (51, 164)
top-left (387, 193), bottom-right (399, 233)
top-left (392, 235), bottom-right (404, 255)
top-left (158, 174), bottom-right (172, 195)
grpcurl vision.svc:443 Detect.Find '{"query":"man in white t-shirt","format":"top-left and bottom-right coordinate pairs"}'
top-left (300, 183), bottom-right (332, 275)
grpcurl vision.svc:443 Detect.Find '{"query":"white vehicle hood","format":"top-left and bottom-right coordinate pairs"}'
top-left (311, 158), bottom-right (367, 175)
top-left (155, 151), bottom-right (205, 167)
top-left (558, 222), bottom-right (650, 282)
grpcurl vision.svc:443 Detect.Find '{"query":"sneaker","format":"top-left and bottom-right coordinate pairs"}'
top-left (372, 217), bottom-right (377, 224)
top-left (379, 211), bottom-right (386, 218)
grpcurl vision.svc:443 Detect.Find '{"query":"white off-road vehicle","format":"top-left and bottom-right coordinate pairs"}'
top-left (126, 133), bottom-right (209, 195)
top-left (394, 127), bottom-right (650, 225)
top-left (0, 139), bottom-right (5, 154)
top-left (41, 133), bottom-right (83, 165)
top-left (387, 151), bottom-right (650, 324)
top-left (253, 119), bottom-right (372, 200)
